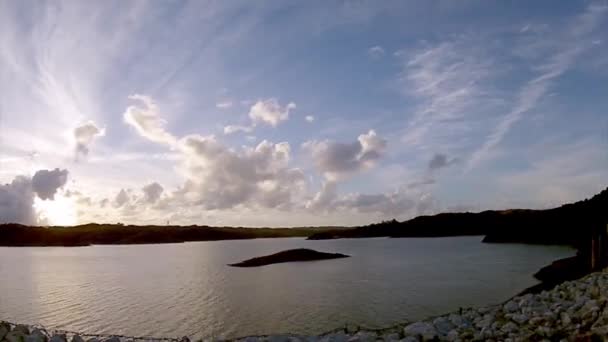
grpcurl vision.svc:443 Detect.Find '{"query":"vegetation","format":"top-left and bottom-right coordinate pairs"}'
top-left (308, 187), bottom-right (608, 252)
top-left (0, 224), bottom-right (345, 247)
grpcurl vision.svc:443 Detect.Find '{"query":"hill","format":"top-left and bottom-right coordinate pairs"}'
top-left (0, 224), bottom-right (345, 247)
top-left (308, 187), bottom-right (608, 252)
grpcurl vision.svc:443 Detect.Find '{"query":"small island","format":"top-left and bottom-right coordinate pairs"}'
top-left (228, 248), bottom-right (350, 267)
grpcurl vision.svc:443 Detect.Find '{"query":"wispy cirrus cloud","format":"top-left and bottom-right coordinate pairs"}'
top-left (368, 45), bottom-right (385, 58)
top-left (398, 34), bottom-right (502, 154)
top-left (467, 3), bottom-right (608, 169)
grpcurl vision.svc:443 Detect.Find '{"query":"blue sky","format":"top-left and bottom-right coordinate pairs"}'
top-left (1, 0), bottom-right (607, 226)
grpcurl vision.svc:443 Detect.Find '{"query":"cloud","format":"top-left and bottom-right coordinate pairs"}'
top-left (307, 182), bottom-right (436, 218)
top-left (74, 121), bottom-right (105, 158)
top-left (224, 125), bottom-right (254, 135)
top-left (223, 98), bottom-right (296, 135)
top-left (467, 3), bottom-right (608, 169)
top-left (305, 115), bottom-right (315, 123)
top-left (248, 98), bottom-right (296, 127)
top-left (399, 35), bottom-right (498, 150)
top-left (142, 182), bottom-right (164, 203)
top-left (121, 96), bottom-right (306, 210)
top-left (407, 178), bottom-right (436, 189)
top-left (124, 95), bottom-right (177, 145)
top-left (428, 153), bottom-right (459, 171)
top-left (114, 189), bottom-right (130, 208)
top-left (31, 168), bottom-right (69, 200)
top-left (216, 100), bottom-right (233, 109)
top-left (368, 45), bottom-right (385, 58)
top-left (176, 135), bottom-right (306, 210)
top-left (0, 169), bottom-right (69, 225)
top-left (0, 176), bottom-right (38, 225)
top-left (304, 130), bottom-right (387, 181)
top-left (306, 181), bottom-right (337, 211)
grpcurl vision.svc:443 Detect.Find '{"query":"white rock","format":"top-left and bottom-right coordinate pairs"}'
top-left (503, 301), bottom-right (518, 313)
top-left (13, 325), bottom-right (30, 335)
top-left (101, 337), bottom-right (120, 342)
top-left (5, 331), bottom-right (27, 342)
top-left (444, 329), bottom-right (459, 341)
top-left (399, 337), bottom-right (419, 342)
top-left (347, 332), bottom-right (376, 342)
top-left (25, 329), bottom-right (47, 342)
top-left (382, 333), bottom-right (400, 341)
top-left (511, 313), bottom-right (528, 325)
top-left (267, 336), bottom-right (290, 342)
top-left (49, 334), bottom-right (67, 342)
top-left (501, 322), bottom-right (518, 334)
top-left (403, 322), bottom-right (436, 340)
top-left (0, 322), bottom-right (11, 341)
top-left (432, 317), bottom-right (453, 335)
top-left (319, 333), bottom-right (349, 342)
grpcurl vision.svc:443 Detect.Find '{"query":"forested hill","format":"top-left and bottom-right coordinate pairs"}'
top-left (308, 187), bottom-right (608, 249)
top-left (0, 224), bottom-right (345, 247)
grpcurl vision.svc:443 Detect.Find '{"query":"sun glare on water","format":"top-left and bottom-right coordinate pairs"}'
top-left (34, 194), bottom-right (78, 226)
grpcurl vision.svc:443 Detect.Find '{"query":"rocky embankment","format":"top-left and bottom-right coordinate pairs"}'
top-left (3, 269), bottom-right (608, 342)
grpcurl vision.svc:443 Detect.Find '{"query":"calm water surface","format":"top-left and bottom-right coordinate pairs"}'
top-left (0, 237), bottom-right (574, 339)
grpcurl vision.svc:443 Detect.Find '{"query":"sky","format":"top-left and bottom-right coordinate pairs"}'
top-left (1, 0), bottom-right (607, 227)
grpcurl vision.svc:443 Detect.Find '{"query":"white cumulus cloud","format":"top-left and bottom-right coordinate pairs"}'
top-left (248, 98), bottom-right (296, 127)
top-left (224, 125), bottom-right (254, 135)
top-left (304, 130), bottom-right (387, 181)
top-left (124, 95), bottom-right (177, 145)
top-left (0, 169), bottom-right (69, 225)
top-left (74, 121), bottom-right (105, 158)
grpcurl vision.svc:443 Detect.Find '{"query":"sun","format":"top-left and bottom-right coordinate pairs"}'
top-left (34, 194), bottom-right (78, 226)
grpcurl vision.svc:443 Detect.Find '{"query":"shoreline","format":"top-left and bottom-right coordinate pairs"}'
top-left (3, 268), bottom-right (606, 342)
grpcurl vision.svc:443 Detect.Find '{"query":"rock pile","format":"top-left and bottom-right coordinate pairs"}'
top-left (235, 269), bottom-right (608, 341)
top-left (0, 322), bottom-right (180, 342)
top-left (3, 269), bottom-right (608, 341)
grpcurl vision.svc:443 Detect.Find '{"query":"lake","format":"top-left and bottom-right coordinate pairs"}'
top-left (0, 237), bottom-right (574, 339)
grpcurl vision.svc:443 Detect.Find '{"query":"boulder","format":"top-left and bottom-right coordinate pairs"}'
top-left (431, 317), bottom-right (453, 335)
top-left (347, 331), bottom-right (376, 342)
top-left (5, 330), bottom-right (27, 342)
top-left (403, 322), bottom-right (436, 340)
top-left (13, 325), bottom-right (30, 335)
top-left (445, 330), bottom-right (459, 341)
top-left (25, 329), bottom-right (48, 342)
top-left (501, 322), bottom-right (518, 334)
top-left (318, 333), bottom-right (349, 342)
top-left (399, 337), bottom-right (419, 342)
top-left (71, 335), bottom-right (85, 342)
top-left (49, 334), bottom-right (67, 342)
top-left (0, 322), bottom-right (11, 341)
top-left (381, 332), bottom-right (400, 341)
top-left (511, 313), bottom-right (528, 325)
top-left (503, 301), bottom-right (518, 313)
top-left (100, 337), bottom-right (120, 342)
